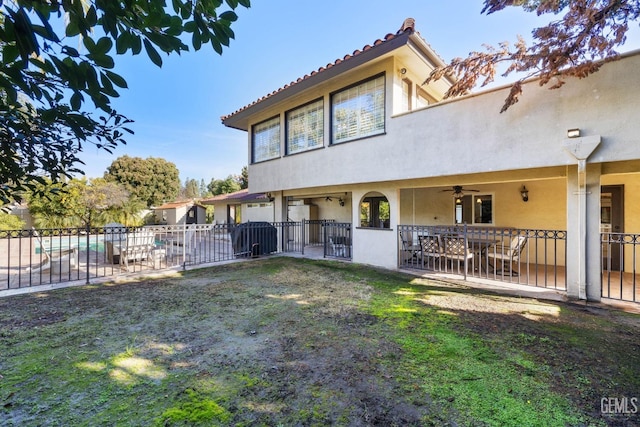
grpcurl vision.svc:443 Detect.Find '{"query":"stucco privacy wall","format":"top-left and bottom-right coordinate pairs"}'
top-left (247, 52), bottom-right (640, 194)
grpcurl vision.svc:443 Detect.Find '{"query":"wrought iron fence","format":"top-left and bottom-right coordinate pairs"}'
top-left (323, 222), bottom-right (352, 259)
top-left (0, 222), bottom-right (310, 292)
top-left (398, 224), bottom-right (567, 290)
top-left (601, 232), bottom-right (640, 303)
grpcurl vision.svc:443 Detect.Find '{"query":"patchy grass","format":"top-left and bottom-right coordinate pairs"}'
top-left (0, 257), bottom-right (638, 426)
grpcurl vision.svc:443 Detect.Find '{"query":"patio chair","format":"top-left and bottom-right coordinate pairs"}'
top-left (329, 236), bottom-right (350, 257)
top-left (419, 235), bottom-right (443, 270)
top-left (442, 235), bottom-right (474, 273)
top-left (28, 228), bottom-right (78, 274)
top-left (487, 235), bottom-right (527, 275)
top-left (118, 230), bottom-right (157, 271)
top-left (400, 231), bottom-right (420, 264)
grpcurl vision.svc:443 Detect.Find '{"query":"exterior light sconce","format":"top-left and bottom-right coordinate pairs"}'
top-left (266, 192), bottom-right (274, 202)
top-left (567, 128), bottom-right (581, 138)
top-left (338, 197), bottom-right (345, 207)
top-left (520, 186), bottom-right (529, 202)
top-left (399, 67), bottom-right (407, 75)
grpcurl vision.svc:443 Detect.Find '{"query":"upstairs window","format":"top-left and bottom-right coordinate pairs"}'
top-left (401, 78), bottom-right (412, 112)
top-left (252, 116), bottom-right (280, 163)
top-left (331, 74), bottom-right (385, 144)
top-left (416, 86), bottom-right (436, 109)
top-left (286, 99), bottom-right (324, 155)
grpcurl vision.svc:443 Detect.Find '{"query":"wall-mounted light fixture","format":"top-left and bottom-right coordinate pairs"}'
top-left (266, 192), bottom-right (274, 202)
top-left (520, 185), bottom-right (529, 202)
top-left (400, 67), bottom-right (407, 75)
top-left (338, 197), bottom-right (345, 207)
top-left (567, 128), bottom-right (581, 138)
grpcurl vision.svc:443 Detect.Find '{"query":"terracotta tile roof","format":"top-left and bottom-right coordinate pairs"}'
top-left (154, 200), bottom-right (193, 210)
top-left (200, 189), bottom-right (269, 204)
top-left (221, 18), bottom-right (441, 123)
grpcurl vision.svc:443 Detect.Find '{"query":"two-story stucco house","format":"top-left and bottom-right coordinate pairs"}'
top-left (221, 18), bottom-right (640, 304)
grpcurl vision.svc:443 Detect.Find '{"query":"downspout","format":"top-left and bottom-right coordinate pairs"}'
top-left (563, 134), bottom-right (601, 300)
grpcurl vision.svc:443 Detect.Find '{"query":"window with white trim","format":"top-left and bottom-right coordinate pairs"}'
top-left (286, 99), bottom-right (324, 155)
top-left (454, 194), bottom-right (493, 224)
top-left (331, 74), bottom-right (385, 144)
top-left (401, 78), bottom-right (412, 112)
top-left (416, 86), bottom-right (436, 109)
top-left (252, 116), bottom-right (280, 163)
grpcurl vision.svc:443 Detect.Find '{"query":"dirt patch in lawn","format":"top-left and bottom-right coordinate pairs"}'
top-left (1, 257), bottom-right (639, 426)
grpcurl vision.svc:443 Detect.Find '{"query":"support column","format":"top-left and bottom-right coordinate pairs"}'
top-left (566, 163), bottom-right (602, 301)
top-left (563, 134), bottom-right (601, 301)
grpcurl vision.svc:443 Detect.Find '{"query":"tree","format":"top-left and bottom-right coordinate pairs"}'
top-left (105, 156), bottom-right (180, 208)
top-left (183, 178), bottom-right (200, 199)
top-left (199, 179), bottom-right (208, 197)
top-left (425, 0), bottom-right (640, 112)
top-left (0, 0), bottom-right (250, 205)
top-left (207, 175), bottom-right (240, 196)
top-left (239, 165), bottom-right (249, 189)
top-left (27, 177), bottom-right (130, 228)
top-left (0, 211), bottom-right (25, 231)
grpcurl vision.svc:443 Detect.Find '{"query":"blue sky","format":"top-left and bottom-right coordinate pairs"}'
top-left (78, 1), bottom-right (640, 184)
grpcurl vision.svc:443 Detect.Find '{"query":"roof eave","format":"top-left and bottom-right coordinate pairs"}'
top-left (221, 30), bottom-right (414, 131)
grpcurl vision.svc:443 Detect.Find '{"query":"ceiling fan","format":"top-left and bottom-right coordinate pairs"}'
top-left (441, 185), bottom-right (479, 198)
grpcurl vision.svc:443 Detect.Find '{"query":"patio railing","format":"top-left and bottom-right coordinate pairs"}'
top-left (323, 222), bottom-right (352, 259)
top-left (398, 224), bottom-right (567, 290)
top-left (601, 232), bottom-right (640, 303)
top-left (0, 222), bottom-right (306, 292)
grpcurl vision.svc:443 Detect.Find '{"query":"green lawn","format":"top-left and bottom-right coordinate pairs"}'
top-left (0, 257), bottom-right (638, 426)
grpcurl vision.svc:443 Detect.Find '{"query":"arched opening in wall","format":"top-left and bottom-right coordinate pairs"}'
top-left (360, 192), bottom-right (390, 229)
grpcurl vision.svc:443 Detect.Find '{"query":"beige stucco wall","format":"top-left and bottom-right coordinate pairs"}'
top-left (243, 203), bottom-right (275, 223)
top-left (399, 178), bottom-right (567, 230)
top-left (247, 52), bottom-right (640, 195)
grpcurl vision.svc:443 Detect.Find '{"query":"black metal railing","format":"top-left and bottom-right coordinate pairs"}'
top-left (0, 222), bottom-right (317, 292)
top-left (323, 222), bottom-right (352, 259)
top-left (601, 232), bottom-right (640, 303)
top-left (398, 224), bottom-right (567, 290)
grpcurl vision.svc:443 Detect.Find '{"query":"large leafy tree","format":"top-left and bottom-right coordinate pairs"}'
top-left (0, 0), bottom-right (250, 205)
top-left (27, 177), bottom-right (130, 228)
top-left (207, 174), bottom-right (240, 196)
top-left (104, 155), bottom-right (180, 207)
top-left (426, 0), bottom-right (640, 112)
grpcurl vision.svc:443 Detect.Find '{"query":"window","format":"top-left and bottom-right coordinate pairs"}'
top-left (360, 192), bottom-right (390, 229)
top-left (454, 195), bottom-right (493, 224)
top-left (228, 204), bottom-right (241, 224)
top-left (401, 78), bottom-right (412, 112)
top-left (416, 87), bottom-right (436, 109)
top-left (252, 116), bottom-right (280, 163)
top-left (332, 74), bottom-right (385, 144)
top-left (286, 99), bottom-right (324, 154)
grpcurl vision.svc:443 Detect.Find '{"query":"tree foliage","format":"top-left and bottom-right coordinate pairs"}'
top-left (183, 177), bottom-right (200, 199)
top-left (0, 210), bottom-right (25, 230)
top-left (0, 0), bottom-right (250, 205)
top-left (104, 155), bottom-right (180, 208)
top-left (27, 177), bottom-right (130, 228)
top-left (239, 165), bottom-right (248, 189)
top-left (425, 0), bottom-right (640, 112)
top-left (207, 174), bottom-right (240, 196)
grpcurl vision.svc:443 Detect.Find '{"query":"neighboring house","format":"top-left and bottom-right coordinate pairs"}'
top-left (221, 17), bottom-right (640, 302)
top-left (201, 189), bottom-right (274, 224)
top-left (153, 201), bottom-right (207, 225)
